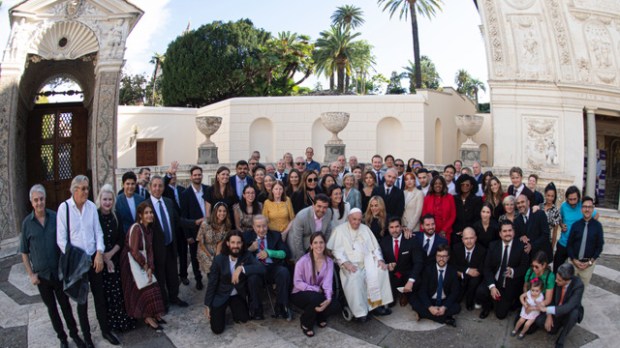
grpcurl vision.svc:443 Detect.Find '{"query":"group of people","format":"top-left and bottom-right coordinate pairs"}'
top-left (19, 148), bottom-right (604, 348)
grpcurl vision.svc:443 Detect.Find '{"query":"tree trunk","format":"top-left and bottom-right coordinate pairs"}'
top-left (330, 74), bottom-right (335, 91)
top-left (345, 74), bottom-right (350, 92)
top-left (410, 2), bottom-right (422, 89)
top-left (337, 62), bottom-right (345, 94)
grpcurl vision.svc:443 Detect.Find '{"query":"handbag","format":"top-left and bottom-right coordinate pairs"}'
top-left (59, 201), bottom-right (91, 304)
top-left (127, 223), bottom-right (157, 289)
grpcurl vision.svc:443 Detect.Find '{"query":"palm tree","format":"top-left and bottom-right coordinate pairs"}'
top-left (149, 53), bottom-right (165, 105)
top-left (349, 40), bottom-right (376, 94)
top-left (403, 56), bottom-right (441, 92)
top-left (378, 0), bottom-right (443, 89)
top-left (455, 69), bottom-right (486, 109)
top-left (331, 5), bottom-right (365, 30)
top-left (314, 26), bottom-right (362, 93)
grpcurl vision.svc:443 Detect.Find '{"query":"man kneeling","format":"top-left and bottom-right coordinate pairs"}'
top-left (327, 208), bottom-right (393, 321)
top-left (204, 231), bottom-right (265, 334)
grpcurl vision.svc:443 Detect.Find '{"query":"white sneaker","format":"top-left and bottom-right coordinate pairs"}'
top-left (474, 303), bottom-right (482, 309)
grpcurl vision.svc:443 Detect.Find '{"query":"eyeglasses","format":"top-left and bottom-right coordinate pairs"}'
top-left (296, 162), bottom-right (305, 166)
top-left (436, 254), bottom-right (449, 259)
top-left (306, 178), bottom-right (318, 183)
top-left (395, 164), bottom-right (404, 167)
top-left (582, 205), bottom-right (594, 210)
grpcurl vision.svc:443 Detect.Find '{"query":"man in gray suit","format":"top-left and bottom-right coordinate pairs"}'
top-left (287, 194), bottom-right (333, 261)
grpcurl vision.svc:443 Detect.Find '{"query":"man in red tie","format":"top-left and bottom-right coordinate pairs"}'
top-left (535, 263), bottom-right (585, 348)
top-left (380, 217), bottom-right (424, 307)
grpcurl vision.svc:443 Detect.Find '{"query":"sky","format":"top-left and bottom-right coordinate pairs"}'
top-left (0, 0), bottom-right (489, 100)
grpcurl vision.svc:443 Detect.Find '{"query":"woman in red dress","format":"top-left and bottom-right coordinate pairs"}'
top-left (421, 176), bottom-right (456, 243)
top-left (120, 202), bottom-right (166, 331)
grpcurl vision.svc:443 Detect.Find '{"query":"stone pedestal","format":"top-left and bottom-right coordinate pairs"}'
top-left (325, 144), bottom-right (345, 164)
top-left (460, 144), bottom-right (481, 166)
top-left (198, 146), bottom-right (219, 164)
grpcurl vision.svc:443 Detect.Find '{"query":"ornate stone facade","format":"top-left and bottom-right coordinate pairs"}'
top-left (0, 0), bottom-right (142, 242)
top-left (478, 0), bottom-right (620, 191)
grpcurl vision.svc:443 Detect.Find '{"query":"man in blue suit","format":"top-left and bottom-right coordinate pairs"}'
top-left (115, 171), bottom-right (144, 234)
top-left (230, 160), bottom-right (254, 201)
top-left (416, 214), bottom-right (449, 267)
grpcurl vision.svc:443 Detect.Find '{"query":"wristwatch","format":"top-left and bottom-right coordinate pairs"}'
top-left (588, 260), bottom-right (594, 266)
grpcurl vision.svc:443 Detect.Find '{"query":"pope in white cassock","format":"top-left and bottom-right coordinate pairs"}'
top-left (327, 208), bottom-right (393, 319)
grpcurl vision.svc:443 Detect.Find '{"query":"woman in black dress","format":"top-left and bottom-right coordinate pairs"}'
top-left (291, 170), bottom-right (321, 214)
top-left (473, 203), bottom-right (500, 249)
top-left (205, 166), bottom-right (238, 224)
top-left (96, 184), bottom-right (136, 332)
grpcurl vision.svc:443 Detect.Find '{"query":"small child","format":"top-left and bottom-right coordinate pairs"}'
top-left (511, 278), bottom-right (544, 339)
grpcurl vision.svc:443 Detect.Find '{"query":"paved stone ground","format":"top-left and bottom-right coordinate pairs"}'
top-left (1, 238), bottom-right (618, 348)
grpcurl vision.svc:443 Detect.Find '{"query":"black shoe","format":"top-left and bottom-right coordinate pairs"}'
top-left (84, 336), bottom-right (95, 348)
top-left (195, 279), bottom-right (204, 290)
top-left (71, 336), bottom-right (86, 348)
top-left (180, 277), bottom-right (190, 286)
top-left (251, 310), bottom-right (265, 320)
top-left (445, 316), bottom-right (457, 327)
top-left (356, 315), bottom-right (369, 322)
top-left (372, 306), bottom-right (392, 316)
top-left (102, 331), bottom-right (120, 345)
top-left (479, 309), bottom-right (490, 319)
top-left (60, 339), bottom-right (69, 348)
top-left (170, 297), bottom-right (189, 307)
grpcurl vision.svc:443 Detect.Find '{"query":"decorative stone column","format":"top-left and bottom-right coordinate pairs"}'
top-left (196, 116), bottom-right (222, 164)
top-left (455, 115), bottom-right (484, 166)
top-left (321, 112), bottom-right (350, 163)
top-left (585, 108), bottom-right (597, 198)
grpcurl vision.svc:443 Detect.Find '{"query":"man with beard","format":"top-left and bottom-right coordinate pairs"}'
top-left (204, 231), bottom-right (265, 334)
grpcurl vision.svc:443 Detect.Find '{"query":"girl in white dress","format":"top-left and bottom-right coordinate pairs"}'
top-left (512, 278), bottom-right (544, 339)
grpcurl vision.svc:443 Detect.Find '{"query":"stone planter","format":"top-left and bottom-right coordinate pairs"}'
top-left (321, 112), bottom-right (350, 145)
top-left (196, 116), bottom-right (222, 147)
top-left (455, 115), bottom-right (484, 165)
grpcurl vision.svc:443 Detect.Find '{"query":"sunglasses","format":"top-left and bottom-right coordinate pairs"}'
top-left (395, 164), bottom-right (404, 167)
top-left (306, 178), bottom-right (318, 183)
top-left (296, 162), bottom-right (306, 166)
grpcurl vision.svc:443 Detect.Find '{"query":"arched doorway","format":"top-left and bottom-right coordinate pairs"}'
top-left (249, 118), bottom-right (275, 162)
top-left (377, 117), bottom-right (403, 158)
top-left (312, 118), bottom-right (330, 162)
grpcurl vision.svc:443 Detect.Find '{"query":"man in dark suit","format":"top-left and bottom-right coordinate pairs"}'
top-left (163, 161), bottom-right (189, 287)
top-left (450, 227), bottom-right (486, 311)
top-left (137, 167), bottom-right (151, 199)
top-left (476, 220), bottom-right (529, 320)
top-left (514, 193), bottom-right (552, 259)
top-left (147, 176), bottom-right (188, 309)
top-left (230, 160), bottom-right (255, 201)
top-left (204, 230), bottom-right (265, 334)
top-left (416, 214), bottom-right (449, 267)
top-left (380, 217), bottom-right (424, 306)
top-left (116, 171), bottom-right (145, 234)
top-left (179, 165), bottom-right (208, 290)
top-left (372, 168), bottom-right (405, 219)
top-left (394, 158), bottom-right (406, 190)
top-left (507, 166), bottom-right (534, 205)
top-left (370, 154), bottom-right (386, 185)
top-left (411, 244), bottom-right (461, 327)
top-left (243, 215), bottom-right (291, 320)
top-left (535, 263), bottom-right (585, 348)
top-left (274, 159), bottom-right (288, 185)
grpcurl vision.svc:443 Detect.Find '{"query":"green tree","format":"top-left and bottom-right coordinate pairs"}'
top-left (119, 72), bottom-right (147, 105)
top-left (403, 55), bottom-right (441, 92)
top-left (349, 40), bottom-right (376, 94)
top-left (386, 71), bottom-right (407, 94)
top-left (455, 69), bottom-right (486, 109)
top-left (378, 0), bottom-right (443, 89)
top-left (331, 5), bottom-right (365, 30)
top-left (314, 26), bottom-right (362, 94)
top-left (365, 74), bottom-right (390, 95)
top-left (148, 52), bottom-right (165, 106)
top-left (162, 19), bottom-right (270, 106)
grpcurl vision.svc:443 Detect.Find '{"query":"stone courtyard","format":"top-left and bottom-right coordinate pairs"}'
top-left (1, 236), bottom-right (619, 348)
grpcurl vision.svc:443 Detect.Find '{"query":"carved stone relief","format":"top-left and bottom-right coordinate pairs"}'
top-left (483, 0), bottom-right (506, 77)
top-left (506, 0), bottom-right (536, 11)
top-left (92, 71), bottom-right (120, 189)
top-left (545, 0), bottom-right (575, 81)
top-left (524, 116), bottom-right (560, 171)
top-left (584, 20), bottom-right (617, 85)
top-left (509, 15), bottom-right (550, 80)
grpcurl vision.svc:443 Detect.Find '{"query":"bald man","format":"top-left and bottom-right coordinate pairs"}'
top-left (450, 228), bottom-right (487, 310)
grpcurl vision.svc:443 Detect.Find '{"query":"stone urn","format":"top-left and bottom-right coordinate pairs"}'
top-left (196, 116), bottom-right (222, 147)
top-left (321, 112), bottom-right (350, 144)
top-left (455, 115), bottom-right (484, 146)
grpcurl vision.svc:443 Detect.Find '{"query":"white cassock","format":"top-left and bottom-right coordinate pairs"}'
top-left (327, 222), bottom-right (393, 318)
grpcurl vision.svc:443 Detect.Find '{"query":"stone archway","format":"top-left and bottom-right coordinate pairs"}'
top-left (0, 0), bottom-right (143, 242)
top-left (377, 117), bottom-right (403, 158)
top-left (249, 118), bottom-right (275, 162)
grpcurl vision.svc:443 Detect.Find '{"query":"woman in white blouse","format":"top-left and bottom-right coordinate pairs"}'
top-left (401, 172), bottom-right (424, 233)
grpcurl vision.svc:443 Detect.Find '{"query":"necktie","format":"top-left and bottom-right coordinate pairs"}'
top-left (559, 285), bottom-right (567, 305)
top-left (424, 238), bottom-right (431, 255)
top-left (158, 201), bottom-right (172, 245)
top-left (466, 251), bottom-right (471, 264)
top-left (523, 215), bottom-right (528, 224)
top-left (394, 239), bottom-right (401, 278)
top-left (173, 188), bottom-right (180, 207)
top-left (499, 244), bottom-right (509, 287)
top-left (436, 269), bottom-right (444, 306)
top-left (258, 238), bottom-right (267, 265)
top-left (386, 187), bottom-right (391, 196)
top-left (578, 221), bottom-right (589, 260)
top-left (376, 171), bottom-right (381, 181)
top-left (396, 178), bottom-right (400, 188)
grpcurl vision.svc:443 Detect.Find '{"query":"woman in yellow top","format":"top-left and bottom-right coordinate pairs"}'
top-left (262, 181), bottom-right (295, 241)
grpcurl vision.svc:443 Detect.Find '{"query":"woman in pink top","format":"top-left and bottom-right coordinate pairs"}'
top-left (290, 232), bottom-right (340, 337)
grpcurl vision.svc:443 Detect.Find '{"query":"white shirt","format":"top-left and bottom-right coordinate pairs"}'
top-left (514, 184), bottom-right (525, 198)
top-left (421, 185), bottom-right (429, 196)
top-left (57, 197), bottom-right (104, 256)
top-left (447, 181), bottom-right (456, 195)
top-left (126, 195), bottom-right (136, 221)
top-left (229, 256), bottom-right (238, 296)
top-left (192, 184), bottom-right (206, 217)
